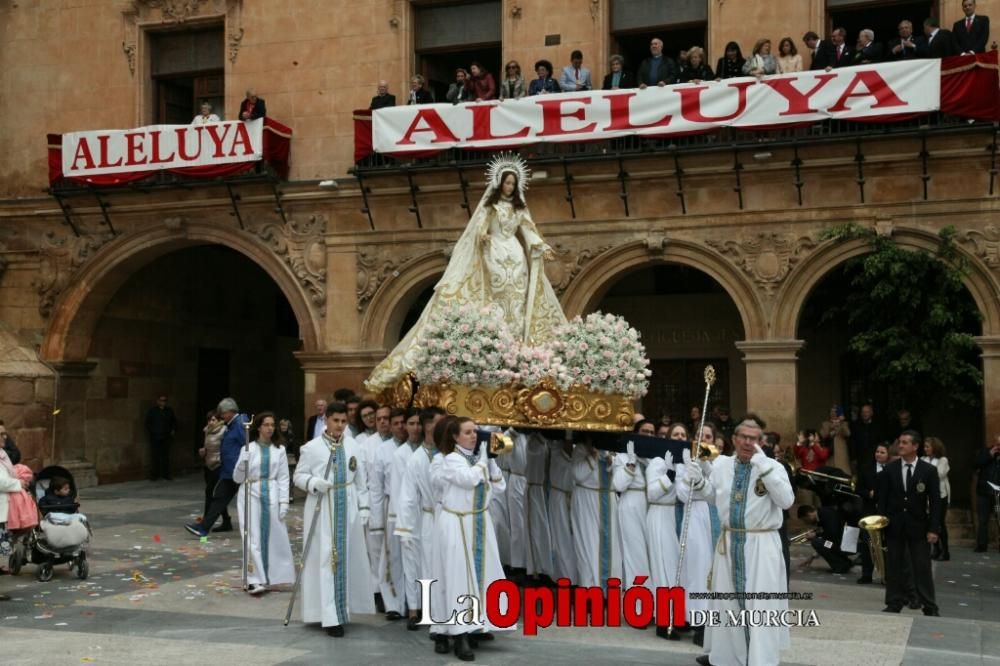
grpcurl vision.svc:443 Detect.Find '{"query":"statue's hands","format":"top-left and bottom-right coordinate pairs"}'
top-left (479, 232), bottom-right (491, 245)
top-left (542, 244), bottom-right (555, 260)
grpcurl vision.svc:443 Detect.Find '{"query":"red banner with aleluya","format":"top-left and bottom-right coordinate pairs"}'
top-left (47, 117), bottom-right (292, 186)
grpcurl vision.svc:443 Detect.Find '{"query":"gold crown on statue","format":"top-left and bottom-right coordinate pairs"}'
top-left (486, 152), bottom-right (531, 198)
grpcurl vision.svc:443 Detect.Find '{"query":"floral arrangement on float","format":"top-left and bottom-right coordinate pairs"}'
top-left (393, 303), bottom-right (650, 431)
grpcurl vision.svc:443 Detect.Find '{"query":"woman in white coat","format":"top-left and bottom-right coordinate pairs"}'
top-left (0, 447), bottom-right (29, 586)
top-left (922, 436), bottom-right (951, 561)
top-left (234, 412), bottom-right (294, 595)
top-left (431, 417), bottom-right (512, 661)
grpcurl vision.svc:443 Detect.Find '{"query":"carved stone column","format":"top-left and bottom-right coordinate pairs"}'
top-left (296, 350), bottom-right (388, 403)
top-left (49, 361), bottom-right (98, 486)
top-left (976, 336), bottom-right (1000, 441)
top-left (735, 340), bottom-right (805, 442)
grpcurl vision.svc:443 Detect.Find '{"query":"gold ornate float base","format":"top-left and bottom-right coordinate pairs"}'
top-left (384, 377), bottom-right (634, 432)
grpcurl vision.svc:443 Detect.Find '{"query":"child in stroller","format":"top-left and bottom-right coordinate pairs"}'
top-left (7, 466), bottom-right (91, 581)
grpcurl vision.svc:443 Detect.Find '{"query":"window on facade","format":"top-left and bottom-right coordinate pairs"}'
top-left (827, 0), bottom-right (937, 49)
top-left (150, 27), bottom-right (225, 124)
top-left (413, 0), bottom-right (502, 103)
top-left (611, 0), bottom-right (708, 75)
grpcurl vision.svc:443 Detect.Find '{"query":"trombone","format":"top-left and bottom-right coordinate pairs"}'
top-left (789, 526), bottom-right (823, 545)
top-left (797, 468), bottom-right (859, 498)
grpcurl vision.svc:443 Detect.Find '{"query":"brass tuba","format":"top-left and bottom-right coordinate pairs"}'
top-left (488, 431), bottom-right (514, 455)
top-left (859, 515), bottom-right (890, 583)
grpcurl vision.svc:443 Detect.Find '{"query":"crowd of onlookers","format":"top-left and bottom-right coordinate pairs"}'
top-left (370, 1), bottom-right (992, 109)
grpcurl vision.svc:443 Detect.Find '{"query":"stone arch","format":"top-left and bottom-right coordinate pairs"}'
top-left (772, 226), bottom-right (1000, 339)
top-left (40, 222), bottom-right (321, 362)
top-left (560, 239), bottom-right (768, 339)
top-left (360, 250), bottom-right (448, 349)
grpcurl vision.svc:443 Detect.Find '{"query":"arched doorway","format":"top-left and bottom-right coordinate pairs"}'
top-left (795, 262), bottom-right (984, 509)
top-left (47, 244), bottom-right (306, 482)
top-left (594, 264), bottom-right (747, 426)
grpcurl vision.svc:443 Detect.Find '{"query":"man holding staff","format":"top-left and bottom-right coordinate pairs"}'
top-left (686, 417), bottom-right (794, 666)
top-left (292, 401), bottom-right (374, 637)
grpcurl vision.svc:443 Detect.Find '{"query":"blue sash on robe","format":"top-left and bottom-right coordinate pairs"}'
top-left (598, 459), bottom-right (612, 592)
top-left (326, 441), bottom-right (348, 622)
top-left (259, 444), bottom-right (271, 584)
top-left (730, 460), bottom-right (753, 648)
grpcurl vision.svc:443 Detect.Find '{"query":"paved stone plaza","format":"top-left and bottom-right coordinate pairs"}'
top-left (1, 476), bottom-right (997, 666)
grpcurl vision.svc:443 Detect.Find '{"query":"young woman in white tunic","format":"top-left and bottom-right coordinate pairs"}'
top-left (547, 437), bottom-right (576, 583)
top-left (233, 412), bottom-right (294, 595)
top-left (505, 428), bottom-right (529, 574)
top-left (571, 440), bottom-right (621, 590)
top-left (391, 408), bottom-right (425, 628)
top-left (675, 423), bottom-right (719, 647)
top-left (686, 419), bottom-right (794, 666)
top-left (524, 430), bottom-right (554, 579)
top-left (293, 403), bottom-right (374, 637)
top-left (614, 421), bottom-right (655, 600)
top-left (431, 417), bottom-right (513, 661)
top-left (646, 423), bottom-right (684, 640)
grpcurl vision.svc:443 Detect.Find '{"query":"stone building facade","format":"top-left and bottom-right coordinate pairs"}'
top-left (1, 0), bottom-right (999, 519)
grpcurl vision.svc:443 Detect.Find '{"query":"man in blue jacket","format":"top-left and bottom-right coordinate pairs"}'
top-left (186, 397), bottom-right (247, 536)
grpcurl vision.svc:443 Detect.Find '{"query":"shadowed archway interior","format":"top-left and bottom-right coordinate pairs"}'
top-left (79, 245), bottom-right (304, 481)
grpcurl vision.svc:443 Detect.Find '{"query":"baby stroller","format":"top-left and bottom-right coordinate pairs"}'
top-left (7, 465), bottom-right (91, 582)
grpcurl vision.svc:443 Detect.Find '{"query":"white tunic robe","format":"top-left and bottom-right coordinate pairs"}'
top-left (571, 445), bottom-right (621, 589)
top-left (677, 463), bottom-right (715, 618)
top-left (293, 434), bottom-right (375, 627)
top-left (613, 453), bottom-right (652, 591)
top-left (525, 432), bottom-right (554, 576)
top-left (396, 443), bottom-right (440, 589)
top-left (645, 456), bottom-right (680, 590)
top-left (431, 450), bottom-right (513, 636)
top-left (234, 441), bottom-right (294, 587)
top-left (390, 440), bottom-right (421, 608)
top-left (547, 440), bottom-right (576, 582)
top-left (695, 454), bottom-right (795, 666)
top-left (356, 430), bottom-right (382, 587)
top-left (371, 436), bottom-right (405, 613)
top-left (505, 429), bottom-right (529, 569)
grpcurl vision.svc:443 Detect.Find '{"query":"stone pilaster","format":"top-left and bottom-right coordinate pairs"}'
top-left (976, 336), bottom-right (1000, 442)
top-left (735, 340), bottom-right (805, 441)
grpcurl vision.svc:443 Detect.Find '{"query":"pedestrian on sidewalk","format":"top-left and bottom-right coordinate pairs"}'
top-left (186, 397), bottom-right (246, 537)
top-left (198, 410), bottom-right (229, 528)
top-left (145, 395), bottom-right (177, 480)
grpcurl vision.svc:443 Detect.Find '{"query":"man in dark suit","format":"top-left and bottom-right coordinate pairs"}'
top-left (240, 89), bottom-right (266, 120)
top-left (877, 430), bottom-right (941, 615)
top-left (305, 398), bottom-right (327, 443)
top-left (370, 80), bottom-right (396, 110)
top-left (804, 31), bottom-right (836, 70)
top-left (853, 29), bottom-right (884, 64)
top-left (827, 27), bottom-right (854, 69)
top-left (887, 20), bottom-right (920, 60)
top-left (918, 17), bottom-right (958, 58)
top-left (953, 0), bottom-right (990, 54)
top-left (145, 394), bottom-right (177, 480)
top-left (855, 443), bottom-right (889, 583)
top-left (637, 37), bottom-right (677, 88)
top-left (974, 435), bottom-right (1000, 552)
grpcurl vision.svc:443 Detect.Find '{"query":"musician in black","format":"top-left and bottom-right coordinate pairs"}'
top-left (855, 443), bottom-right (889, 583)
top-left (877, 431), bottom-right (941, 615)
top-left (797, 505), bottom-right (853, 573)
top-left (974, 434), bottom-right (1000, 552)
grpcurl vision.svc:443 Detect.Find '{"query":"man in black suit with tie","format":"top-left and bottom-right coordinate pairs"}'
top-left (855, 443), bottom-right (889, 583)
top-left (827, 27), bottom-right (854, 69)
top-left (888, 20), bottom-right (920, 60)
top-left (305, 398), bottom-right (327, 443)
top-left (877, 431), bottom-right (941, 615)
top-left (918, 17), bottom-right (958, 58)
top-left (953, 0), bottom-right (990, 54)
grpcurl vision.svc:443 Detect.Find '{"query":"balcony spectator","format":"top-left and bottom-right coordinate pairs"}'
top-left (602, 54), bottom-right (636, 89)
top-left (637, 37), bottom-right (677, 88)
top-left (559, 49), bottom-right (593, 92)
top-left (192, 101), bottom-right (220, 125)
top-left (888, 20), bottom-right (920, 60)
top-left (499, 61), bottom-right (527, 100)
top-left (715, 40), bottom-right (746, 80)
top-left (918, 17), bottom-right (957, 58)
top-left (407, 75), bottom-right (434, 105)
top-left (528, 59), bottom-right (560, 95)
top-left (953, 0), bottom-right (990, 54)
top-left (369, 80), bottom-right (396, 110)
top-left (468, 62), bottom-right (496, 101)
top-left (742, 38), bottom-right (777, 77)
top-left (240, 88), bottom-right (266, 120)
top-left (446, 69), bottom-right (472, 104)
top-left (678, 46), bottom-right (714, 83)
top-left (803, 30), bottom-right (835, 70)
top-left (776, 37), bottom-right (803, 73)
top-left (678, 49), bottom-right (690, 70)
top-left (853, 29), bottom-right (883, 64)
top-left (827, 27), bottom-right (853, 69)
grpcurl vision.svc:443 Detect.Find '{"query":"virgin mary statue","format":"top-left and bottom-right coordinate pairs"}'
top-left (366, 153), bottom-right (567, 392)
